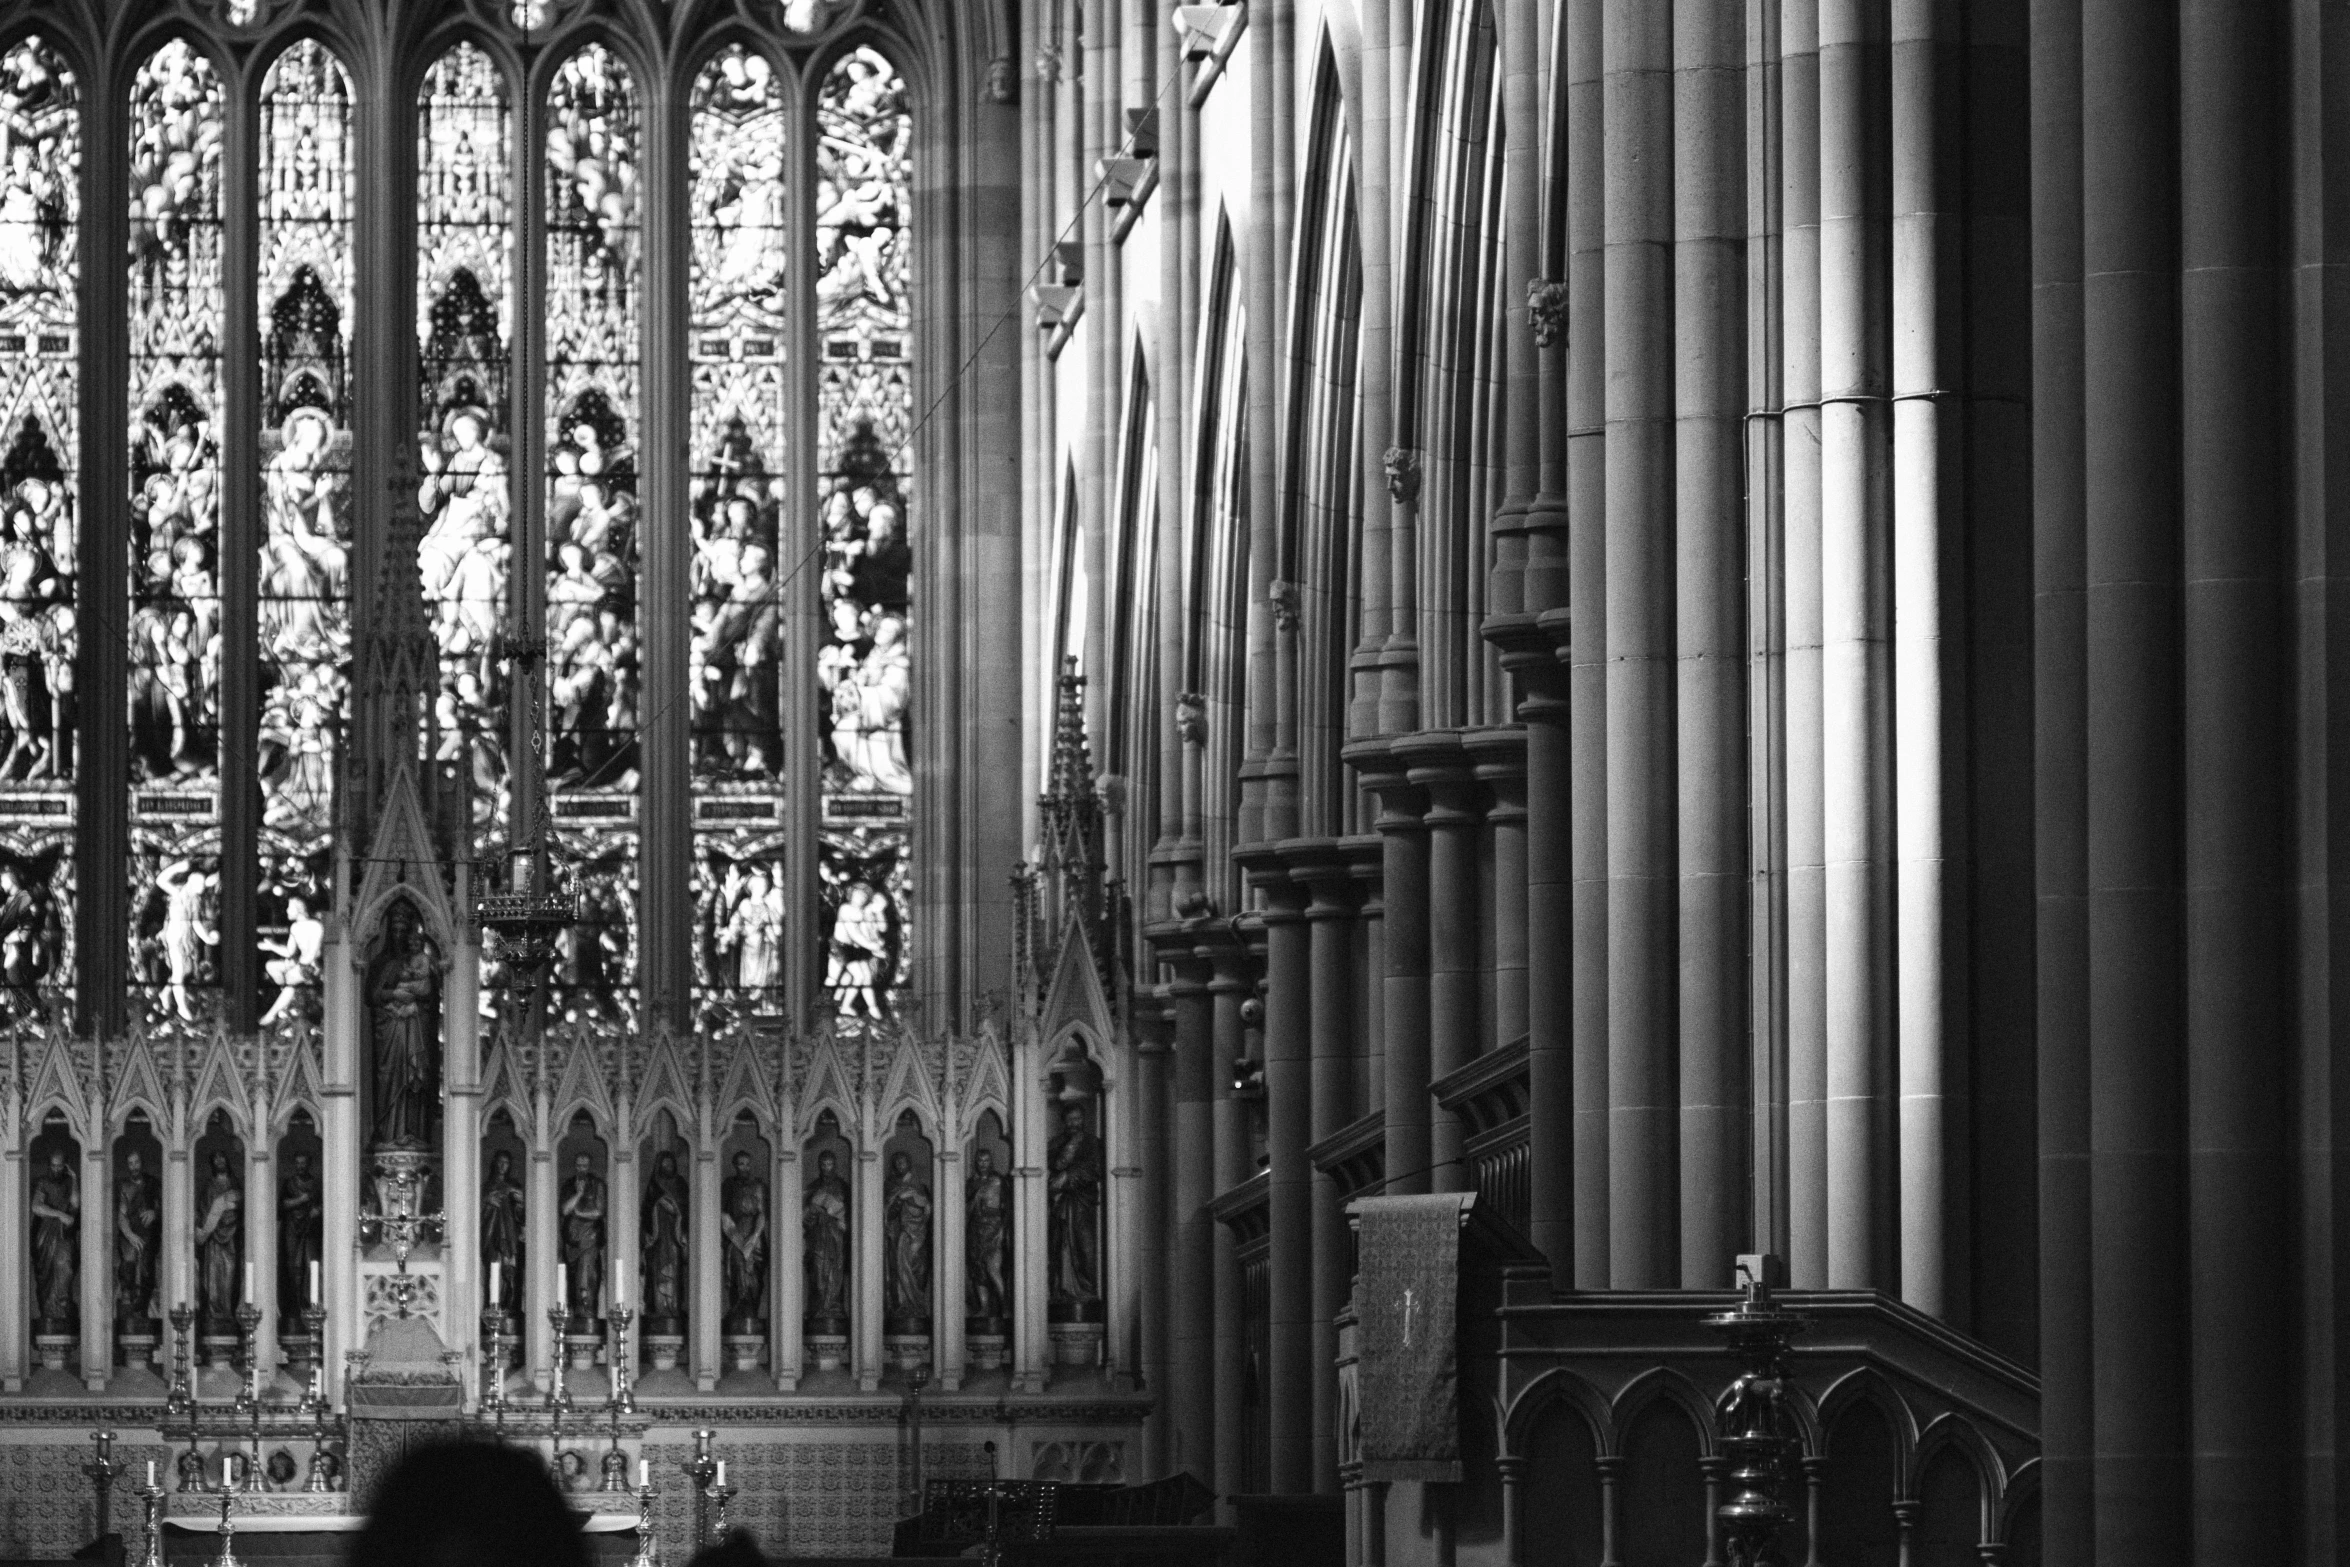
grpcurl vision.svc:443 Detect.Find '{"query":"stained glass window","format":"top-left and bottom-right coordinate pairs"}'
top-left (256, 40), bottom-right (353, 1029)
top-left (416, 44), bottom-right (514, 837)
top-left (689, 45), bottom-right (789, 1023)
top-left (0, 35), bottom-right (78, 1021)
top-left (544, 44), bottom-right (640, 1025)
top-left (127, 38), bottom-right (225, 1025)
top-left (814, 47), bottom-right (912, 1026)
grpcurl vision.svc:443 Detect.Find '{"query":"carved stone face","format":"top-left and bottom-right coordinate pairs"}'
top-left (891, 1152), bottom-right (911, 1177)
top-left (573, 1154), bottom-right (592, 1179)
top-left (44, 1149), bottom-right (63, 1175)
top-left (492, 1151), bottom-right (512, 1177)
top-left (125, 1151), bottom-right (144, 1176)
top-left (1061, 1105), bottom-right (1084, 1134)
top-left (817, 1151), bottom-right (837, 1176)
top-left (658, 1153), bottom-right (678, 1178)
top-left (973, 1150), bottom-right (994, 1176)
top-left (732, 1153), bottom-right (751, 1175)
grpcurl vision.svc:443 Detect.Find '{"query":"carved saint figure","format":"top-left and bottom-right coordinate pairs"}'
top-left (481, 1149), bottom-right (525, 1314)
top-left (965, 1146), bottom-right (1011, 1324)
top-left (278, 1151), bottom-right (321, 1315)
top-left (559, 1152), bottom-right (606, 1321)
top-left (1047, 1104), bottom-right (1102, 1307)
top-left (640, 1150), bottom-right (690, 1323)
top-left (195, 1150), bottom-right (243, 1328)
top-left (802, 1149), bottom-right (850, 1324)
top-left (366, 902), bottom-right (442, 1148)
top-left (884, 1150), bottom-right (932, 1324)
top-left (29, 1146), bottom-right (77, 1325)
top-left (721, 1150), bottom-right (769, 1324)
top-left (115, 1148), bottom-right (161, 1322)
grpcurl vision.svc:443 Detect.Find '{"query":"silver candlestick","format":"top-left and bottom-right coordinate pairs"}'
top-left (210, 1489), bottom-right (243, 1567)
top-left (135, 1482), bottom-right (165, 1567)
top-left (545, 1304), bottom-right (573, 1412)
top-left (626, 1482), bottom-right (661, 1567)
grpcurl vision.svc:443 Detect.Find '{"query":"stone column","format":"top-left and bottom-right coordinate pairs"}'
top-left (163, 1141), bottom-right (194, 1339)
top-left (1603, 0), bottom-right (1680, 1288)
top-left (0, 1141), bottom-right (23, 1388)
top-left (692, 1138), bottom-right (721, 1390)
top-left (2029, 0), bottom-right (2089, 1552)
top-left (2180, 0), bottom-right (2288, 1555)
top-left (525, 1115), bottom-right (557, 1391)
top-left (856, 1144), bottom-right (883, 1391)
top-left (934, 1142), bottom-right (964, 1392)
top-left (608, 1115), bottom-right (637, 1355)
top-left (1209, 947), bottom-right (1252, 1502)
top-left (1819, 0), bottom-right (1896, 1293)
top-left (1676, 0), bottom-right (1749, 1290)
top-left (1889, 0), bottom-right (1965, 1322)
top-left (1249, 862), bottom-right (1311, 1493)
top-left (1013, 1033), bottom-right (1050, 1391)
top-left (1304, 852), bottom-right (1364, 1495)
top-left (1399, 735), bottom-right (1480, 1192)
top-left (1465, 731), bottom-right (1528, 1053)
top-left (1780, 0), bottom-right (1830, 1291)
top-left (2082, 0), bottom-right (2187, 1551)
top-left (1564, 0), bottom-right (1613, 1293)
top-left (321, 919), bottom-right (362, 1396)
top-left (442, 941), bottom-right (481, 1386)
top-left (1131, 1015), bottom-right (1169, 1455)
top-left (773, 1143), bottom-right (802, 1391)
top-left (1166, 953), bottom-right (1216, 1480)
top-left (1358, 759), bottom-right (1430, 1195)
top-left (246, 1138), bottom-right (276, 1383)
top-left (79, 1138), bottom-right (108, 1390)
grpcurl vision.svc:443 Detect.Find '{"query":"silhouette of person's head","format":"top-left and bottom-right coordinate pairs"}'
top-left (352, 1441), bottom-right (586, 1567)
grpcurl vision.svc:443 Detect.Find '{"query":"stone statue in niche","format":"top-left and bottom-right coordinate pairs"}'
top-left (115, 1148), bottom-right (161, 1323)
top-left (29, 1146), bottom-right (78, 1327)
top-left (560, 1152), bottom-right (607, 1322)
top-left (964, 1146), bottom-right (1011, 1325)
top-left (365, 901), bottom-right (442, 1149)
top-left (640, 1150), bottom-right (689, 1326)
top-left (883, 1150), bottom-right (931, 1325)
top-left (195, 1150), bottom-right (243, 1328)
top-left (721, 1151), bottom-right (769, 1326)
top-left (278, 1151), bottom-right (320, 1316)
top-left (1047, 1104), bottom-right (1102, 1309)
top-left (802, 1150), bottom-right (850, 1326)
top-left (481, 1149), bottom-right (525, 1314)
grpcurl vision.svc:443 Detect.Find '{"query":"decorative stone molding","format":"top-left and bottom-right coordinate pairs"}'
top-left (986, 56), bottom-right (1018, 105)
top-left (1270, 580), bottom-right (1302, 633)
top-left (1174, 693), bottom-right (1208, 748)
top-left (1384, 446), bottom-right (1423, 505)
top-left (1527, 277), bottom-right (1569, 348)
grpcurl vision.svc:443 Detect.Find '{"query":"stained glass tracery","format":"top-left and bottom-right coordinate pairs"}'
top-left (815, 47), bottom-right (912, 1025)
top-left (0, 35), bottom-right (77, 1018)
top-left (690, 45), bottom-right (790, 1022)
top-left (127, 37), bottom-right (225, 1024)
top-left (257, 39), bottom-right (354, 1028)
top-left (545, 44), bottom-right (641, 1025)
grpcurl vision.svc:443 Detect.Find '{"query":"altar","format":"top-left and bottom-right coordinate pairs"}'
top-left (159, 1509), bottom-right (648, 1566)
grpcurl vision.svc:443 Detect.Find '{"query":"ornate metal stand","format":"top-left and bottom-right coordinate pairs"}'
top-left (545, 1304), bottom-right (574, 1413)
top-left (83, 1429), bottom-right (124, 1543)
top-left (709, 1483), bottom-right (737, 1541)
top-left (481, 1306), bottom-right (513, 1416)
top-left (683, 1429), bottom-right (718, 1549)
top-left (135, 1482), bottom-right (165, 1567)
top-left (1705, 1256), bottom-right (1806, 1567)
top-left (625, 1482), bottom-right (661, 1567)
top-left (606, 1301), bottom-right (637, 1414)
top-left (209, 1489), bottom-right (243, 1567)
top-left (599, 1405), bottom-right (632, 1493)
top-left (165, 1304), bottom-right (196, 1419)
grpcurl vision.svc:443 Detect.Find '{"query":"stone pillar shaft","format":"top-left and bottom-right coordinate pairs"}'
top-left (1256, 873), bottom-right (1312, 1493)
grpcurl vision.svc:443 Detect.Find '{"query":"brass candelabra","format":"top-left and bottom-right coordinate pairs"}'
top-left (209, 1488), bottom-right (243, 1567)
top-left (82, 1429), bottom-right (124, 1543)
top-left (165, 1303), bottom-right (196, 1418)
top-left (683, 1429), bottom-right (718, 1549)
top-left (625, 1482), bottom-right (661, 1567)
top-left (1705, 1256), bottom-right (1805, 1567)
top-left (134, 1481), bottom-right (164, 1567)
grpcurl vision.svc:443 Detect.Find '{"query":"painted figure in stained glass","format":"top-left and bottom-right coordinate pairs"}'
top-left (0, 44), bottom-right (72, 295)
top-left (418, 44), bottom-right (514, 831)
top-left (127, 41), bottom-right (224, 791)
top-left (0, 843), bottom-right (66, 1015)
top-left (258, 41), bottom-right (355, 841)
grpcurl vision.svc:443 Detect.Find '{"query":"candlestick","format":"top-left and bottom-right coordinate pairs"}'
top-left (626, 1483), bottom-right (661, 1567)
top-left (211, 1487), bottom-right (243, 1567)
top-left (137, 1483), bottom-right (165, 1567)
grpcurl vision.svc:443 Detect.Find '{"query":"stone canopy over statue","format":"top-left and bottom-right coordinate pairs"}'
top-left (366, 899), bottom-right (443, 1150)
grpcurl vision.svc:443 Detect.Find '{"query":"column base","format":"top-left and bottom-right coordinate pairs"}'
top-left (643, 1334), bottom-right (684, 1372)
top-left (32, 1334), bottom-right (72, 1373)
top-left (804, 1332), bottom-right (848, 1371)
top-left (562, 1332), bottom-right (603, 1372)
top-left (117, 1332), bottom-right (158, 1373)
top-left (883, 1332), bottom-right (931, 1372)
top-left (965, 1332), bottom-right (1008, 1371)
top-left (1048, 1322), bottom-right (1104, 1368)
top-left (722, 1334), bottom-right (766, 1374)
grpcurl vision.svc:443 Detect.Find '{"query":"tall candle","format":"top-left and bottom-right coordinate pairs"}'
top-left (242, 1262), bottom-right (254, 1300)
top-left (308, 1260), bottom-right (321, 1305)
top-left (489, 1262), bottom-right (501, 1305)
top-left (637, 1459), bottom-right (648, 1489)
top-left (222, 1455), bottom-right (232, 1489)
top-left (146, 1460), bottom-right (156, 1489)
top-left (714, 1461), bottom-right (726, 1489)
top-left (557, 1263), bottom-right (568, 1305)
